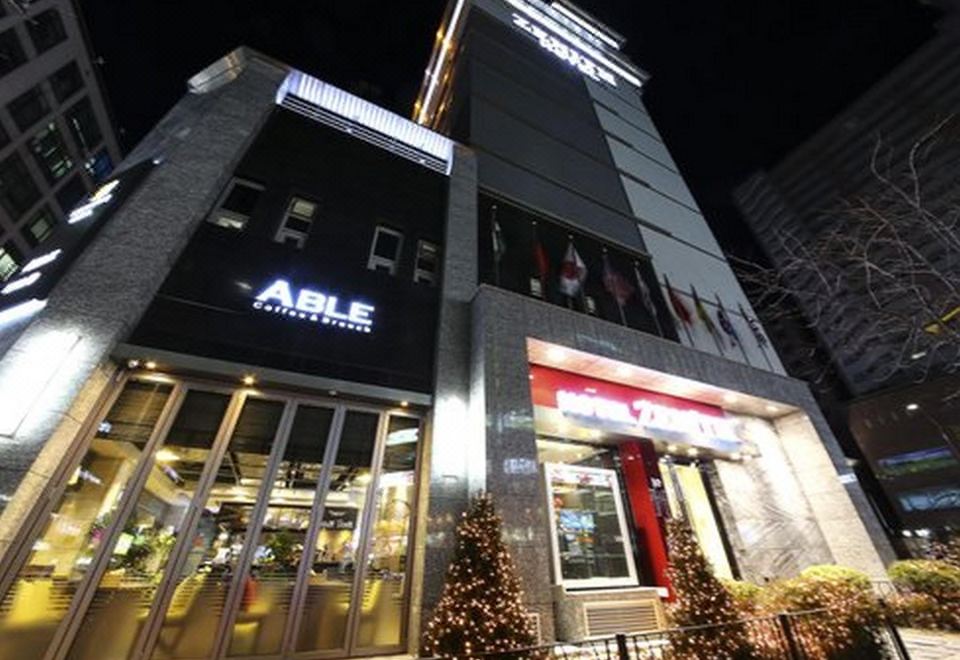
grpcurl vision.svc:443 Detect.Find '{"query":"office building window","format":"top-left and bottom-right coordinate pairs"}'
top-left (0, 28), bottom-right (26, 78)
top-left (274, 196), bottom-right (317, 248)
top-left (367, 225), bottom-right (403, 275)
top-left (26, 8), bottom-right (67, 54)
top-left (8, 86), bottom-right (50, 132)
top-left (30, 122), bottom-right (73, 183)
top-left (23, 206), bottom-right (57, 246)
top-left (83, 148), bottom-right (113, 183)
top-left (0, 152), bottom-right (41, 219)
top-left (413, 240), bottom-right (439, 285)
top-left (50, 61), bottom-right (84, 102)
top-left (65, 98), bottom-right (102, 153)
top-left (207, 179), bottom-right (263, 230)
top-left (0, 240), bottom-right (22, 281)
top-left (55, 173), bottom-right (86, 215)
top-left (0, 121), bottom-right (8, 150)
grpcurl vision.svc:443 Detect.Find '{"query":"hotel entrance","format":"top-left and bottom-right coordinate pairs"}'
top-left (531, 364), bottom-right (740, 594)
top-left (0, 374), bottom-right (422, 660)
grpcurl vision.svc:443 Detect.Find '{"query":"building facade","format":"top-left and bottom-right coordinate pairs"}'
top-left (0, 0), bottom-right (121, 282)
top-left (0, 2), bottom-right (890, 658)
top-left (734, 13), bottom-right (960, 547)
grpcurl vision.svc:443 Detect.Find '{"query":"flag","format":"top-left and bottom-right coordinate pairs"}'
top-left (634, 262), bottom-right (665, 336)
top-left (692, 286), bottom-right (723, 351)
top-left (602, 253), bottom-right (634, 307)
top-left (532, 221), bottom-right (549, 289)
top-left (491, 214), bottom-right (505, 263)
top-left (664, 275), bottom-right (692, 325)
top-left (738, 302), bottom-right (768, 348)
top-left (714, 294), bottom-right (740, 345)
top-left (558, 240), bottom-right (587, 297)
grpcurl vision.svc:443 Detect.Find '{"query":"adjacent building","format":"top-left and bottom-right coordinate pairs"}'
top-left (0, 0), bottom-right (121, 282)
top-left (0, 2), bottom-right (891, 658)
top-left (734, 13), bottom-right (960, 549)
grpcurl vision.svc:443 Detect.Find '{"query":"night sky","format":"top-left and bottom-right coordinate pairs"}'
top-left (82, 0), bottom-right (940, 254)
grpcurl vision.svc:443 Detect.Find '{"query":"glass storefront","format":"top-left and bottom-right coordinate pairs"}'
top-left (0, 376), bottom-right (422, 660)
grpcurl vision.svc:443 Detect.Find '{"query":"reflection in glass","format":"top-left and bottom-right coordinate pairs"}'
top-left (227, 405), bottom-right (333, 657)
top-left (152, 398), bottom-right (285, 659)
top-left (661, 461), bottom-right (732, 579)
top-left (66, 391), bottom-right (232, 660)
top-left (355, 416), bottom-right (419, 650)
top-left (0, 381), bottom-right (172, 660)
top-left (295, 410), bottom-right (379, 653)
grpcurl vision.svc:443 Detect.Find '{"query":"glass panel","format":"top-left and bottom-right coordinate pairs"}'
top-left (66, 98), bottom-right (103, 153)
top-left (151, 398), bottom-right (285, 659)
top-left (26, 8), bottom-right (67, 54)
top-left (295, 410), bottom-right (379, 653)
top-left (66, 391), bottom-right (232, 660)
top-left (0, 152), bottom-right (41, 220)
top-left (662, 462), bottom-right (733, 579)
top-left (50, 61), bottom-right (84, 102)
top-left (8, 86), bottom-right (49, 132)
top-left (0, 381), bottom-right (173, 660)
top-left (354, 416), bottom-right (419, 650)
top-left (30, 122), bottom-right (74, 183)
top-left (546, 463), bottom-right (634, 585)
top-left (227, 404), bottom-right (334, 657)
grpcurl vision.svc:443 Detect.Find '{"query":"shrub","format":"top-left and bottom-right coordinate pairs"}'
top-left (722, 579), bottom-right (763, 616)
top-left (888, 559), bottom-right (960, 631)
top-left (764, 565), bottom-right (886, 660)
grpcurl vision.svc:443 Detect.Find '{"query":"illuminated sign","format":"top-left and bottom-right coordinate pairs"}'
top-left (530, 364), bottom-right (743, 452)
top-left (252, 278), bottom-right (375, 334)
top-left (512, 13), bottom-right (617, 86)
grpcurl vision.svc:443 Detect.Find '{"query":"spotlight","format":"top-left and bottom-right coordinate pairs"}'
top-left (906, 403), bottom-right (919, 412)
top-left (126, 359), bottom-right (140, 369)
top-left (144, 360), bottom-right (157, 370)
top-left (242, 374), bottom-right (256, 386)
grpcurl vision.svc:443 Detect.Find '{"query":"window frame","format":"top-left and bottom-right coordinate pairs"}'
top-left (367, 225), bottom-right (404, 276)
top-left (8, 85), bottom-right (50, 132)
top-left (26, 8), bottom-right (68, 55)
top-left (207, 178), bottom-right (264, 231)
top-left (413, 239), bottom-right (439, 285)
top-left (273, 195), bottom-right (318, 249)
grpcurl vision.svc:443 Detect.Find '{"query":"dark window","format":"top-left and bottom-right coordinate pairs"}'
top-left (274, 196), bottom-right (317, 248)
top-left (83, 148), bottom-right (113, 183)
top-left (0, 121), bottom-right (8, 150)
top-left (23, 205), bottom-right (57, 246)
top-left (55, 173), bottom-right (86, 214)
top-left (208, 179), bottom-right (263, 230)
top-left (0, 240), bottom-right (23, 281)
top-left (8, 86), bottom-right (50, 132)
top-left (414, 240), bottom-right (439, 285)
top-left (0, 28), bottom-right (26, 78)
top-left (65, 97), bottom-right (102, 153)
top-left (0, 152), bottom-right (41, 219)
top-left (50, 61), bottom-right (84, 102)
top-left (29, 122), bottom-right (73, 183)
top-left (27, 9), bottom-right (67, 54)
top-left (367, 225), bottom-right (403, 275)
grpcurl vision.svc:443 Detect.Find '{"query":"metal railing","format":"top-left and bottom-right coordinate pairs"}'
top-left (431, 607), bottom-right (911, 659)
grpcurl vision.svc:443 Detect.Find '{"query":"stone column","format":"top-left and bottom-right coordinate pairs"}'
top-left (0, 53), bottom-right (286, 564)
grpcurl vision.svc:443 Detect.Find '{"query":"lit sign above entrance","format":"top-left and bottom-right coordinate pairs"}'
top-left (530, 365), bottom-right (743, 453)
top-left (252, 278), bottom-right (375, 334)
top-left (512, 13), bottom-right (617, 86)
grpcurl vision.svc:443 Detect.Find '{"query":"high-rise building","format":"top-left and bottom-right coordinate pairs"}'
top-left (734, 13), bottom-right (960, 547)
top-left (0, 2), bottom-right (891, 657)
top-left (0, 0), bottom-right (121, 282)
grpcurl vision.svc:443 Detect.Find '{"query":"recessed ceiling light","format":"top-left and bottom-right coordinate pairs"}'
top-left (666, 444), bottom-right (679, 453)
top-left (400, 400), bottom-right (409, 408)
top-left (687, 447), bottom-right (699, 457)
top-left (765, 404), bottom-right (779, 414)
top-left (723, 393), bottom-right (738, 404)
top-left (155, 449), bottom-right (179, 463)
top-left (616, 365), bottom-right (630, 377)
top-left (328, 390), bottom-right (338, 397)
top-left (126, 359), bottom-right (140, 369)
top-left (730, 452), bottom-right (742, 461)
top-left (241, 374), bottom-right (256, 386)
top-left (144, 360), bottom-right (157, 370)
top-left (547, 346), bottom-right (566, 362)
top-left (906, 403), bottom-right (919, 412)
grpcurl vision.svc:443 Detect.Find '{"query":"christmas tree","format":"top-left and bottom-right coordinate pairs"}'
top-left (421, 494), bottom-right (539, 659)
top-left (665, 518), bottom-right (754, 659)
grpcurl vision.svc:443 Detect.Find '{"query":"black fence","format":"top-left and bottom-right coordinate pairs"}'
top-left (432, 608), bottom-right (911, 659)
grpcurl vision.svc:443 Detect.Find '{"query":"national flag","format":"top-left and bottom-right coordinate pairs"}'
top-left (602, 253), bottom-right (634, 307)
top-left (714, 294), bottom-right (740, 345)
top-left (634, 262), bottom-right (665, 336)
top-left (664, 275), bottom-right (692, 325)
top-left (532, 221), bottom-right (550, 288)
top-left (491, 213), bottom-right (505, 263)
top-left (692, 286), bottom-right (723, 351)
top-left (558, 240), bottom-right (587, 297)
top-left (738, 302), bottom-right (769, 348)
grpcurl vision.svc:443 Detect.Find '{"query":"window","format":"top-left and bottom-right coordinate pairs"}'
top-left (65, 97), bottom-right (101, 153)
top-left (414, 240), bottom-right (439, 285)
top-left (0, 28), bottom-right (27, 78)
top-left (23, 206), bottom-right (56, 246)
top-left (0, 121), bottom-right (8, 150)
top-left (0, 240), bottom-right (23, 281)
top-left (367, 225), bottom-right (403, 275)
top-left (49, 61), bottom-right (84, 102)
top-left (274, 196), bottom-right (317, 248)
top-left (54, 173), bottom-right (86, 215)
top-left (0, 152), bottom-right (41, 219)
top-left (83, 148), bottom-right (113, 183)
top-left (207, 179), bottom-right (263, 230)
top-left (29, 122), bottom-right (73, 183)
top-left (8, 86), bottom-right (50, 132)
top-left (26, 8), bottom-right (67, 54)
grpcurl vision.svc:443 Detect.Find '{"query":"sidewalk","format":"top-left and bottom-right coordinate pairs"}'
top-left (900, 628), bottom-right (960, 660)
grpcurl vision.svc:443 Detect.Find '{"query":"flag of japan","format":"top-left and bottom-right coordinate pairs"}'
top-left (558, 240), bottom-right (587, 297)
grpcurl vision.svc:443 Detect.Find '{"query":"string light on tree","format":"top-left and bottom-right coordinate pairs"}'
top-left (421, 493), bottom-right (539, 658)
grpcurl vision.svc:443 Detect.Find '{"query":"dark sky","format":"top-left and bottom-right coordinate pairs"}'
top-left (82, 0), bottom-right (940, 253)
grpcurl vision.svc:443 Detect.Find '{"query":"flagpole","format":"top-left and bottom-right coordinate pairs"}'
top-left (666, 275), bottom-right (694, 346)
top-left (739, 302), bottom-right (774, 370)
top-left (603, 248), bottom-right (628, 326)
top-left (490, 204), bottom-right (500, 287)
top-left (634, 261), bottom-right (663, 337)
top-left (718, 293), bottom-right (751, 366)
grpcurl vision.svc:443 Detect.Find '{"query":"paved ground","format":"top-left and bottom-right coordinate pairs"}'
top-left (900, 628), bottom-right (960, 660)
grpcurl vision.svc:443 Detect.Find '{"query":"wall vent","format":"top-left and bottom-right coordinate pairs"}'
top-left (583, 599), bottom-right (660, 638)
